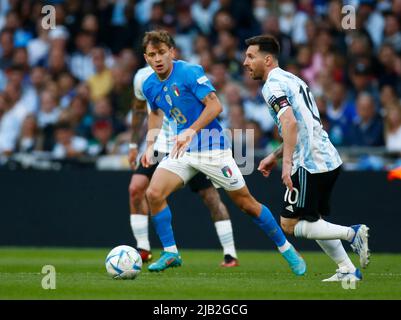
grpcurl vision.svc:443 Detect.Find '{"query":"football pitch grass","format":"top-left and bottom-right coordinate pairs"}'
top-left (1, 247), bottom-right (400, 300)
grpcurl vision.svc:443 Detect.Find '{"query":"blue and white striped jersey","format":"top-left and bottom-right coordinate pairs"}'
top-left (134, 66), bottom-right (175, 153)
top-left (262, 67), bottom-right (342, 174)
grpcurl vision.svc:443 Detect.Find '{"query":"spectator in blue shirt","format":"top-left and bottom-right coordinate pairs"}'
top-left (345, 92), bottom-right (384, 147)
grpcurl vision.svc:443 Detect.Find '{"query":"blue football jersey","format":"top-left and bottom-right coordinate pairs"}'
top-left (142, 60), bottom-right (230, 152)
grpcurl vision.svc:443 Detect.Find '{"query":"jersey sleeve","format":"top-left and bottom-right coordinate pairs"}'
top-left (263, 80), bottom-right (291, 119)
top-left (185, 64), bottom-right (215, 101)
top-left (133, 70), bottom-right (146, 101)
top-left (141, 79), bottom-right (159, 111)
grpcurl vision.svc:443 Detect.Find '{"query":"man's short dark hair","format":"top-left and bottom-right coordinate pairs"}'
top-left (142, 30), bottom-right (176, 53)
top-left (55, 121), bottom-right (73, 131)
top-left (245, 35), bottom-right (280, 58)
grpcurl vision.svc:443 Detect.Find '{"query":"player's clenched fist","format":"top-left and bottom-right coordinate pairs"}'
top-left (258, 154), bottom-right (277, 178)
top-left (141, 145), bottom-right (155, 168)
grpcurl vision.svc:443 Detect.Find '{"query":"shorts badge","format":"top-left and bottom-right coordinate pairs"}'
top-left (221, 166), bottom-right (233, 178)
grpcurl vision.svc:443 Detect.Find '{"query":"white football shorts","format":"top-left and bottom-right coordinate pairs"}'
top-left (157, 149), bottom-right (245, 191)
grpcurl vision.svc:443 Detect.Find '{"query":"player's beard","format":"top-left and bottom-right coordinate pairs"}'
top-left (250, 69), bottom-right (263, 80)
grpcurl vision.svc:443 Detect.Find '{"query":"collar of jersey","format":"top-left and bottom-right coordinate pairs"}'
top-left (156, 60), bottom-right (176, 82)
top-left (267, 66), bottom-right (281, 81)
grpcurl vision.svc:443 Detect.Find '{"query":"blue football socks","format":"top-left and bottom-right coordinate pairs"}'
top-left (253, 205), bottom-right (287, 247)
top-left (152, 206), bottom-right (176, 248)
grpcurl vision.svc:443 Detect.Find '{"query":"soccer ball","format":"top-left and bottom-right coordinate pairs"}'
top-left (105, 245), bottom-right (142, 279)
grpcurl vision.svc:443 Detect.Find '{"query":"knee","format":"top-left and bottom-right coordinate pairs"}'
top-left (146, 187), bottom-right (164, 205)
top-left (280, 221), bottom-right (295, 235)
top-left (128, 182), bottom-right (146, 201)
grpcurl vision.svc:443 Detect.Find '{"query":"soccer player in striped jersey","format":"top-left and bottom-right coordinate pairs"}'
top-left (128, 65), bottom-right (239, 267)
top-left (244, 35), bottom-right (370, 282)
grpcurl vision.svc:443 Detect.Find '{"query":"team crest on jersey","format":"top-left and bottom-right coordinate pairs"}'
top-left (172, 84), bottom-right (180, 97)
top-left (221, 166), bottom-right (233, 178)
top-left (165, 94), bottom-right (172, 106)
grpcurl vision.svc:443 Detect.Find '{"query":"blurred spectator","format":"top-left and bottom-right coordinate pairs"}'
top-left (108, 2), bottom-right (143, 54)
top-left (118, 48), bottom-right (139, 75)
top-left (326, 82), bottom-right (357, 146)
top-left (0, 29), bottom-right (14, 76)
top-left (345, 93), bottom-right (385, 146)
top-left (348, 60), bottom-right (380, 105)
top-left (69, 31), bottom-right (96, 81)
top-left (384, 104), bottom-right (401, 154)
top-left (57, 72), bottom-right (77, 109)
top-left (62, 95), bottom-right (93, 139)
top-left (15, 114), bottom-right (43, 153)
top-left (213, 30), bottom-right (243, 80)
top-left (278, 0), bottom-right (309, 45)
top-left (47, 47), bottom-right (69, 80)
top-left (0, 85), bottom-right (28, 155)
top-left (382, 13), bottom-right (401, 53)
top-left (253, 0), bottom-right (270, 25)
top-left (87, 47), bottom-right (113, 102)
top-left (37, 90), bottom-right (61, 129)
top-left (210, 9), bottom-right (236, 45)
top-left (109, 63), bottom-right (134, 119)
top-left (93, 96), bottom-right (125, 135)
top-left (37, 90), bottom-right (61, 151)
top-left (261, 14), bottom-right (294, 64)
top-left (380, 85), bottom-right (400, 111)
top-left (377, 44), bottom-right (401, 91)
top-left (174, 5), bottom-right (200, 60)
top-left (191, 0), bottom-right (220, 35)
top-left (87, 119), bottom-right (115, 156)
top-left (144, 1), bottom-right (166, 31)
top-left (357, 0), bottom-right (385, 50)
top-left (242, 73), bottom-right (275, 133)
top-left (52, 121), bottom-right (88, 159)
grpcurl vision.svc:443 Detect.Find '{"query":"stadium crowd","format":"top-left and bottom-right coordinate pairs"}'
top-left (0, 0), bottom-right (400, 165)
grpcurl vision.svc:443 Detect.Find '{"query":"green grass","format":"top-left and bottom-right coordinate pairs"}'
top-left (0, 247), bottom-right (400, 300)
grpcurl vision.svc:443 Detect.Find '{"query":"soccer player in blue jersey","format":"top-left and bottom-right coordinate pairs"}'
top-left (243, 35), bottom-right (370, 281)
top-left (139, 30), bottom-right (306, 275)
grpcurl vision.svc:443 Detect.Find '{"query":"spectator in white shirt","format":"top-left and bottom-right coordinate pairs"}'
top-left (37, 90), bottom-right (61, 129)
top-left (0, 85), bottom-right (28, 155)
top-left (69, 31), bottom-right (96, 82)
top-left (52, 121), bottom-right (88, 159)
top-left (191, 0), bottom-right (220, 35)
top-left (385, 104), bottom-right (401, 154)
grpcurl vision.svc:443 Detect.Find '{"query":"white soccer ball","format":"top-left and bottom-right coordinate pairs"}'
top-left (105, 245), bottom-right (142, 279)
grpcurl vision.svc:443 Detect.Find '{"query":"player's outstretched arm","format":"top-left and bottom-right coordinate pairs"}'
top-left (129, 97), bottom-right (148, 170)
top-left (279, 108), bottom-right (298, 191)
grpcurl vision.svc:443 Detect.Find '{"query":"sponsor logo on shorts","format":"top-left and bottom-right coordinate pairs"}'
top-left (285, 205), bottom-right (294, 213)
top-left (230, 179), bottom-right (239, 185)
top-left (221, 166), bottom-right (233, 178)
